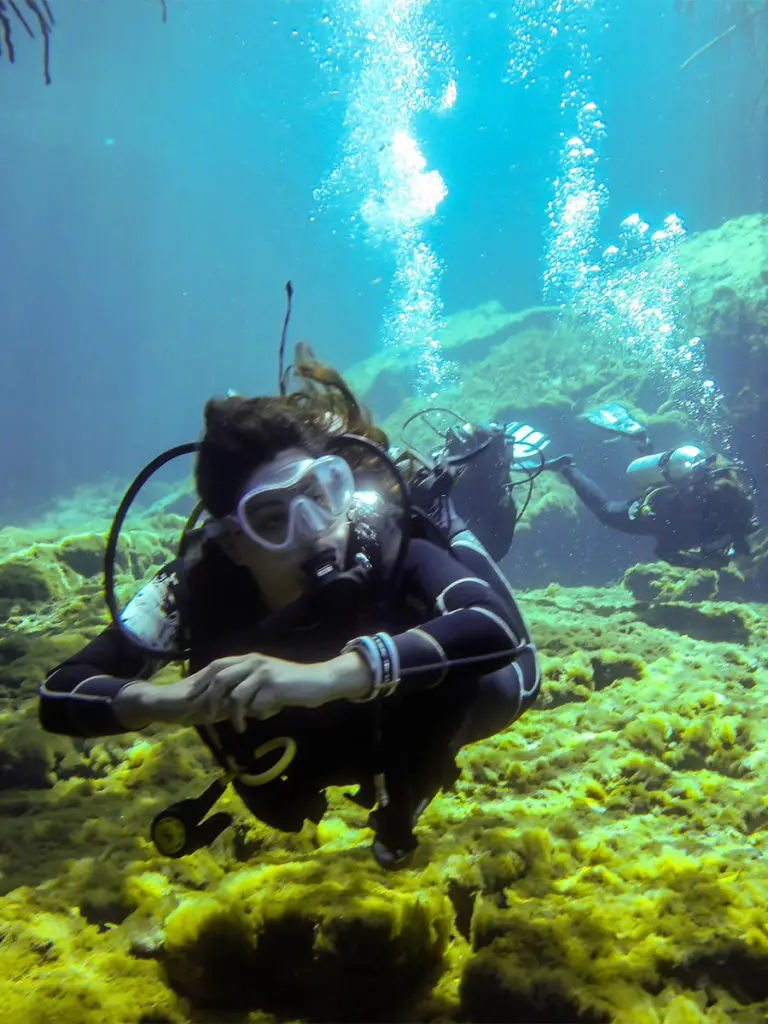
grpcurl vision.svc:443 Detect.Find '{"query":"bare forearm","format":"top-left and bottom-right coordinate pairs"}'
top-left (323, 652), bottom-right (375, 702)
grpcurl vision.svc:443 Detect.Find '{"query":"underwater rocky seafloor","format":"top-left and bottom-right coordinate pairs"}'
top-left (2, 519), bottom-right (768, 1024)
top-left (1, 212), bottom-right (768, 1023)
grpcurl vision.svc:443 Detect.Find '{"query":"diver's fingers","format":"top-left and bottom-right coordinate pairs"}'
top-left (192, 660), bottom-right (257, 715)
top-left (190, 655), bottom-right (259, 698)
top-left (213, 655), bottom-right (269, 692)
top-left (246, 675), bottom-right (282, 721)
top-left (186, 663), bottom-right (219, 700)
top-left (229, 670), bottom-right (269, 733)
top-left (250, 696), bottom-right (280, 721)
top-left (230, 701), bottom-right (244, 734)
top-left (208, 655), bottom-right (248, 669)
top-left (201, 683), bottom-right (229, 724)
top-left (188, 665), bottom-right (243, 721)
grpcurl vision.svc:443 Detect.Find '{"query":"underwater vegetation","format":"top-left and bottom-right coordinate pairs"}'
top-left (1, 212), bottom-right (768, 1023)
top-left (0, 0), bottom-right (167, 83)
top-left (0, 0), bottom-right (55, 83)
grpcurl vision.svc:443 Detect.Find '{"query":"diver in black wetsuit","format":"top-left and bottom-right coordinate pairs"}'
top-left (39, 353), bottom-right (540, 870)
top-left (397, 415), bottom-right (548, 751)
top-left (544, 404), bottom-right (759, 569)
top-left (402, 413), bottom-right (551, 563)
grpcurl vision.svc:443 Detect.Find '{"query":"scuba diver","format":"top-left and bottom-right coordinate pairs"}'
top-left (389, 409), bottom-right (547, 754)
top-left (543, 403), bottom-right (760, 570)
top-left (38, 344), bottom-right (540, 871)
top-left (398, 409), bottom-right (551, 563)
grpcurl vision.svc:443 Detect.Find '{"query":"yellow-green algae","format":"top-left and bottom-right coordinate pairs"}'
top-left (3, 514), bottom-right (768, 1021)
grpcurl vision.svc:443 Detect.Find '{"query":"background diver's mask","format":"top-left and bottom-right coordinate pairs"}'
top-left (230, 454), bottom-right (355, 552)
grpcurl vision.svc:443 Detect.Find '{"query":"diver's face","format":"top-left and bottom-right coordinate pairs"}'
top-left (221, 447), bottom-right (351, 607)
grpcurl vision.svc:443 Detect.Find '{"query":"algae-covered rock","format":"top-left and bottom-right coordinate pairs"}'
top-left (679, 216), bottom-right (768, 436)
top-left (0, 557), bottom-right (53, 621)
top-left (0, 629), bottom-right (96, 698)
top-left (590, 651), bottom-right (645, 690)
top-left (57, 534), bottom-right (105, 578)
top-left (624, 563), bottom-right (720, 604)
top-left (0, 557), bottom-right (52, 604)
top-left (636, 601), bottom-right (753, 644)
top-left (0, 887), bottom-right (187, 1024)
top-left (346, 302), bottom-right (557, 420)
top-left (1, 571), bottom-right (768, 1022)
top-left (0, 725), bottom-right (56, 790)
top-left (460, 931), bottom-right (612, 1023)
top-left (161, 864), bottom-right (451, 1020)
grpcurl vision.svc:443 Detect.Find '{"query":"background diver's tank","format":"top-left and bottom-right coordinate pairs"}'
top-left (625, 444), bottom-right (708, 493)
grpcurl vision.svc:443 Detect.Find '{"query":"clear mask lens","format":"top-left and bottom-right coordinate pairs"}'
top-left (236, 455), bottom-right (355, 551)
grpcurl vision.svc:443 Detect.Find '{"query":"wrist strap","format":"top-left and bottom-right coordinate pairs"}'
top-left (343, 632), bottom-right (400, 702)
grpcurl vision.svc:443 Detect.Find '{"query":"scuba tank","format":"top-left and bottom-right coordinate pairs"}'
top-left (626, 445), bottom-right (711, 494)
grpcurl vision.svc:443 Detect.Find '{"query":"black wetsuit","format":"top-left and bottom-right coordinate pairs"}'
top-left (409, 437), bottom-right (517, 563)
top-left (40, 531), bottom-right (539, 842)
top-left (562, 464), bottom-right (752, 568)
top-left (407, 463), bottom-right (539, 745)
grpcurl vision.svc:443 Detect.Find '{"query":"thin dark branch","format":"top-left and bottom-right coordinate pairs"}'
top-left (24, 0), bottom-right (51, 83)
top-left (7, 0), bottom-right (33, 37)
top-left (680, 21), bottom-right (738, 68)
top-left (278, 281), bottom-right (295, 396)
top-left (0, 6), bottom-right (14, 62)
top-left (0, 0), bottom-right (166, 81)
top-left (750, 74), bottom-right (768, 120)
top-left (0, 0), bottom-right (167, 79)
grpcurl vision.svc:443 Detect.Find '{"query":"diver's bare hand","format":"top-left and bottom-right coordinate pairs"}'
top-left (186, 654), bottom-right (333, 733)
top-left (114, 677), bottom-right (221, 730)
top-left (187, 652), bottom-right (374, 733)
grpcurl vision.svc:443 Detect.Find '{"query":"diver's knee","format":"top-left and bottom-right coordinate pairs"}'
top-left (516, 644), bottom-right (541, 710)
top-left (482, 647), bottom-right (540, 725)
top-left (454, 665), bottom-right (524, 747)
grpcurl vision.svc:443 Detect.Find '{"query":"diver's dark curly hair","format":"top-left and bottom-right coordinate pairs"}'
top-left (195, 343), bottom-right (389, 517)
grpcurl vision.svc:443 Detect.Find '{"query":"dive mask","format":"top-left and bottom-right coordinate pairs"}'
top-left (232, 454), bottom-right (356, 551)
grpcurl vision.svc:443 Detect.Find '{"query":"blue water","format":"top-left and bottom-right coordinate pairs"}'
top-left (0, 0), bottom-right (764, 521)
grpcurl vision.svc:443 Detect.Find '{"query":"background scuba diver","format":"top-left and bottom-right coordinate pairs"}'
top-left (39, 348), bottom-right (540, 870)
top-left (402, 409), bottom-right (551, 563)
top-left (544, 403), bottom-right (759, 570)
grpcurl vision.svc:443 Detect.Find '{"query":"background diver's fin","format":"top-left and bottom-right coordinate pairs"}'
top-left (505, 421), bottom-right (551, 469)
top-left (581, 402), bottom-right (647, 438)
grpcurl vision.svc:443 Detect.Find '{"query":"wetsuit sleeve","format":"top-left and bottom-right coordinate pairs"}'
top-left (562, 464), bottom-right (655, 536)
top-left (348, 538), bottom-right (522, 696)
top-left (38, 562), bottom-right (183, 737)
